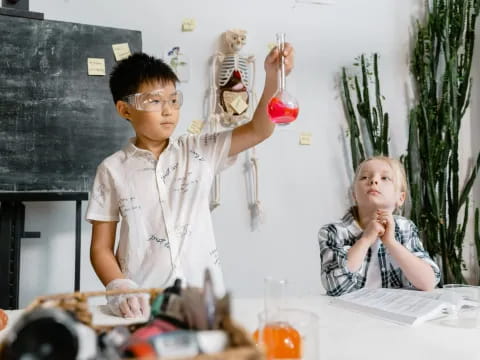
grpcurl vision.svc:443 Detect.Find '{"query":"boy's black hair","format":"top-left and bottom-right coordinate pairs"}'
top-left (109, 52), bottom-right (179, 104)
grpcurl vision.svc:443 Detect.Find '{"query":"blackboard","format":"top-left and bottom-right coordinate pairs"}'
top-left (0, 15), bottom-right (142, 191)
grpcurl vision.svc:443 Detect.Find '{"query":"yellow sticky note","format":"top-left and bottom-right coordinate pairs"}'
top-left (299, 132), bottom-right (312, 145)
top-left (229, 96), bottom-right (248, 114)
top-left (87, 58), bottom-right (106, 76)
top-left (187, 119), bottom-right (204, 134)
top-left (112, 43), bottom-right (131, 61)
top-left (182, 18), bottom-right (196, 32)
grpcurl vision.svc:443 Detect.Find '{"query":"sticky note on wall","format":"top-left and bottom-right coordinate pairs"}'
top-left (299, 132), bottom-right (312, 145)
top-left (112, 43), bottom-right (131, 61)
top-left (182, 18), bottom-right (196, 31)
top-left (87, 58), bottom-right (106, 76)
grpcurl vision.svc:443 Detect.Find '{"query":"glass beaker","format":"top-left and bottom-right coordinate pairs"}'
top-left (441, 284), bottom-right (480, 328)
top-left (267, 33), bottom-right (299, 126)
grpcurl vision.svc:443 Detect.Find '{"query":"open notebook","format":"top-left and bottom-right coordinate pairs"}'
top-left (332, 288), bottom-right (468, 326)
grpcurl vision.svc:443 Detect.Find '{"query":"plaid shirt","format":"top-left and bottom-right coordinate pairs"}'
top-left (318, 208), bottom-right (441, 296)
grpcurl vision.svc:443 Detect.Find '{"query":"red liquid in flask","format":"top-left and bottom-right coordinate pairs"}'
top-left (267, 97), bottom-right (299, 125)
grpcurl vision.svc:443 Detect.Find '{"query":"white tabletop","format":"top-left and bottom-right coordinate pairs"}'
top-left (2, 296), bottom-right (479, 360)
top-left (231, 295), bottom-right (480, 360)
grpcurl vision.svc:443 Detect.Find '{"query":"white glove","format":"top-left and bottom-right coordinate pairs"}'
top-left (106, 278), bottom-right (150, 318)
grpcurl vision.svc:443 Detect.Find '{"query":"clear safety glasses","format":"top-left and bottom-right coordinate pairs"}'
top-left (123, 90), bottom-right (183, 112)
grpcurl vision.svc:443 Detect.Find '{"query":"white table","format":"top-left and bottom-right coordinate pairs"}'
top-left (231, 296), bottom-right (480, 360)
top-left (2, 296), bottom-right (479, 360)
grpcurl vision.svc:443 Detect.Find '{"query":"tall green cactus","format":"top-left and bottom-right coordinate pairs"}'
top-left (405, 0), bottom-right (480, 284)
top-left (342, 54), bottom-right (389, 172)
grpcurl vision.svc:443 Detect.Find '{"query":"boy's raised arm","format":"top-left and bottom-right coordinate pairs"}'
top-left (229, 43), bottom-right (294, 157)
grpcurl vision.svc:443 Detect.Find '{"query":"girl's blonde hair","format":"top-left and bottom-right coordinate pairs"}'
top-left (354, 156), bottom-right (408, 195)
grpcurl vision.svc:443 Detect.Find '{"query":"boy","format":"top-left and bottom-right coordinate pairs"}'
top-left (86, 47), bottom-right (294, 318)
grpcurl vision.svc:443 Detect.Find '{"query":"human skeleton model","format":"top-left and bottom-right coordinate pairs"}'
top-left (207, 29), bottom-right (264, 229)
top-left (210, 29), bottom-right (255, 127)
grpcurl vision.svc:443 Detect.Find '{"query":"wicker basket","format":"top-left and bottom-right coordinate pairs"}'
top-left (21, 288), bottom-right (264, 360)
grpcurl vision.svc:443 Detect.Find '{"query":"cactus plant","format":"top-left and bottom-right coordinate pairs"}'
top-left (404, 0), bottom-right (480, 284)
top-left (341, 53), bottom-right (389, 172)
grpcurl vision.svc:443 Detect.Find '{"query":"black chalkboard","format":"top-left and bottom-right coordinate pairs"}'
top-left (0, 15), bottom-right (141, 191)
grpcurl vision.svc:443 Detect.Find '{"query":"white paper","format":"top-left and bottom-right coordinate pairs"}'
top-left (334, 288), bottom-right (460, 326)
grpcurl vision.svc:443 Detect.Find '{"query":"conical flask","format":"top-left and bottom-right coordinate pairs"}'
top-left (253, 277), bottom-right (302, 359)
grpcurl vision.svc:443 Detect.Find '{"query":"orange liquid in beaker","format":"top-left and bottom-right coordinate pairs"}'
top-left (253, 323), bottom-right (302, 359)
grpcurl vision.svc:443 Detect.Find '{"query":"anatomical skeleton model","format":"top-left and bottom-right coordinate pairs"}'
top-left (207, 29), bottom-right (264, 230)
top-left (209, 29), bottom-right (255, 127)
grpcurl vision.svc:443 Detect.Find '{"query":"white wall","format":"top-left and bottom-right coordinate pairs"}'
top-left (15, 0), bottom-right (478, 307)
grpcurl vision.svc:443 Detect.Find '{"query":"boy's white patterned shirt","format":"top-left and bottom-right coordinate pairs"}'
top-left (86, 131), bottom-right (236, 295)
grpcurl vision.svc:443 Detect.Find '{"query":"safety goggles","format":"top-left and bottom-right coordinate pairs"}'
top-left (123, 89), bottom-right (183, 112)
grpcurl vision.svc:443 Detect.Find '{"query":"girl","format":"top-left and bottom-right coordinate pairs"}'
top-left (318, 156), bottom-right (440, 296)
